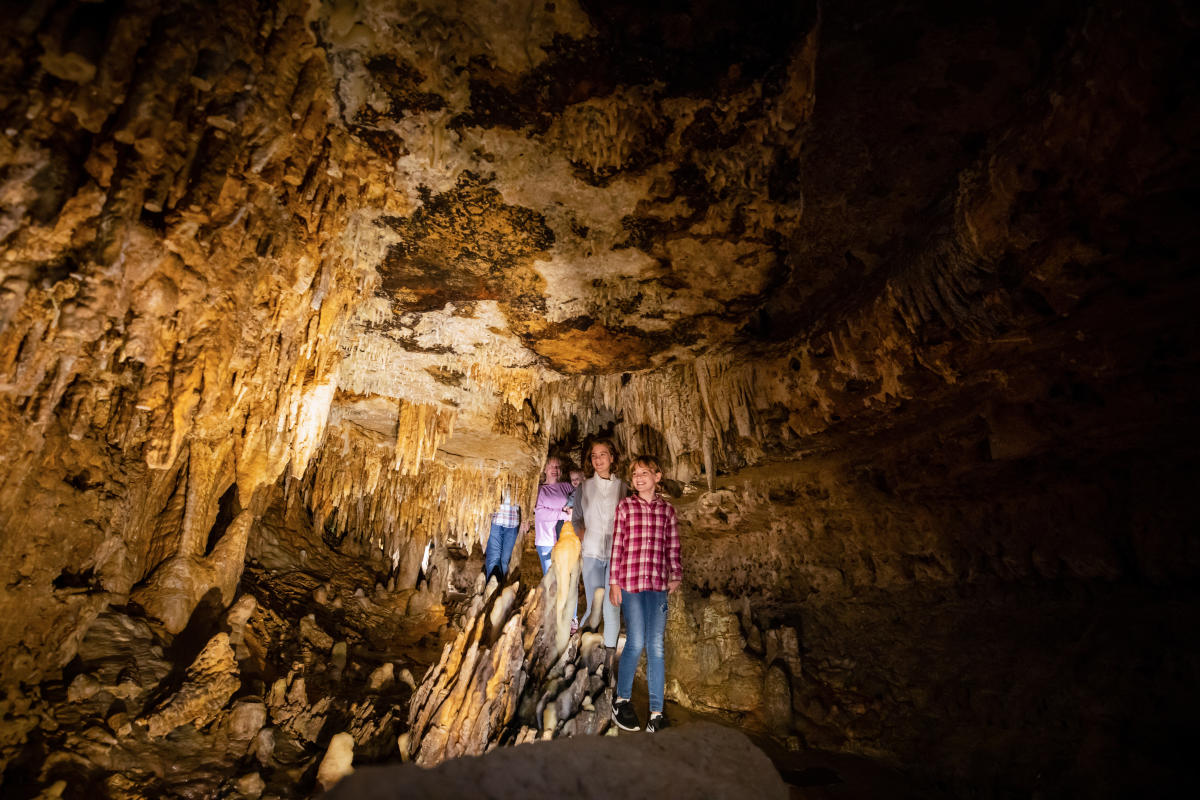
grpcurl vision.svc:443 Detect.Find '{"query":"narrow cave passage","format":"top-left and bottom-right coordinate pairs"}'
top-left (1, 0), bottom-right (1198, 798)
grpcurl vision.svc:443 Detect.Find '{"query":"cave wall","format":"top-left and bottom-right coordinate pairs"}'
top-left (0, 0), bottom-right (385, 734)
top-left (540, 2), bottom-right (1200, 792)
top-left (673, 416), bottom-right (1198, 795)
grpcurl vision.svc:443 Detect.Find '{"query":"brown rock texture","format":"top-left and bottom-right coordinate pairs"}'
top-left (329, 721), bottom-right (786, 800)
top-left (0, 0), bottom-right (1197, 797)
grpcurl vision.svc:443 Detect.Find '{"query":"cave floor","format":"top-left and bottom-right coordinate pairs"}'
top-left (610, 681), bottom-right (952, 800)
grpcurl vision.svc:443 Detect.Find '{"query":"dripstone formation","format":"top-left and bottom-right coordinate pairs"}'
top-left (1, 1), bottom-right (1197, 798)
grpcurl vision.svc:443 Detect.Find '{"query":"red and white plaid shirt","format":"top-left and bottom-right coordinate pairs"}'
top-left (609, 493), bottom-right (681, 593)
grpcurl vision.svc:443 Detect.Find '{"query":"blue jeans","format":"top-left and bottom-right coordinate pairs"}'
top-left (536, 545), bottom-right (554, 574)
top-left (582, 557), bottom-right (620, 647)
top-left (617, 590), bottom-right (668, 713)
top-left (483, 522), bottom-right (519, 580)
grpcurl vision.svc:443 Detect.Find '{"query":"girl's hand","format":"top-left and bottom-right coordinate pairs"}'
top-left (668, 579), bottom-right (681, 594)
top-left (609, 585), bottom-right (622, 605)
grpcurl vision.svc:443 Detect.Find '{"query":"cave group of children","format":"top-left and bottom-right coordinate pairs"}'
top-left (482, 438), bottom-right (682, 733)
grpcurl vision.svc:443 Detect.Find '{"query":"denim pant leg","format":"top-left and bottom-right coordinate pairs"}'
top-left (497, 525), bottom-right (518, 574)
top-left (483, 521), bottom-right (505, 578)
top-left (617, 591), bottom-right (668, 711)
top-left (535, 545), bottom-right (554, 574)
top-left (581, 557), bottom-right (605, 629)
top-left (617, 591), bottom-right (647, 701)
top-left (643, 590), bottom-right (668, 713)
top-left (599, 560), bottom-right (621, 648)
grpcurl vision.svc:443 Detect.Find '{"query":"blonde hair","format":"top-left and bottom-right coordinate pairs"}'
top-left (540, 454), bottom-right (564, 484)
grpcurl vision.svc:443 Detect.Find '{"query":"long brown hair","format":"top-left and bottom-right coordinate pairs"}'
top-left (582, 437), bottom-right (619, 478)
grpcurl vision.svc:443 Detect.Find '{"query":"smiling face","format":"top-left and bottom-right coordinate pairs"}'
top-left (543, 457), bottom-right (563, 483)
top-left (630, 463), bottom-right (662, 498)
top-left (569, 470), bottom-right (584, 487)
top-left (589, 443), bottom-right (614, 478)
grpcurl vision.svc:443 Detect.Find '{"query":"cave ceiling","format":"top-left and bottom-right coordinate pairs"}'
top-left (6, 0), bottom-right (1181, 473)
top-left (331, 0), bottom-right (821, 434)
top-left (0, 0), bottom-right (1191, 486)
top-left (314, 0), bottom-right (1133, 455)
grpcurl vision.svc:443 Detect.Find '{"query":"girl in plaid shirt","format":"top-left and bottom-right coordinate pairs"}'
top-left (608, 454), bottom-right (681, 733)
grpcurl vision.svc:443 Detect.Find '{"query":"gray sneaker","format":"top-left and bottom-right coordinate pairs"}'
top-left (645, 712), bottom-right (669, 732)
top-left (611, 698), bottom-right (641, 731)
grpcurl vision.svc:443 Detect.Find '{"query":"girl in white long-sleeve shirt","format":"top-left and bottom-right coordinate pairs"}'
top-left (571, 438), bottom-right (628, 646)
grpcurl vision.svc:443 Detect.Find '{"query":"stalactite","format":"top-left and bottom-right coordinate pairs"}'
top-left (0, 0), bottom-right (397, 691)
top-left (393, 400), bottom-right (454, 475)
top-left (534, 359), bottom-right (760, 481)
top-left (300, 403), bottom-right (541, 588)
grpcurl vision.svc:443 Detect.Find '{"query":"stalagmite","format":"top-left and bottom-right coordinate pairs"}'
top-left (548, 523), bottom-right (582, 659)
top-left (140, 633), bottom-right (241, 738)
top-left (315, 732), bottom-right (356, 791)
top-left (367, 663), bottom-right (394, 691)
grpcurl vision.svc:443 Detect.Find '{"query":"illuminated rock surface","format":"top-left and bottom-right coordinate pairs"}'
top-left (0, 0), bottom-right (1197, 797)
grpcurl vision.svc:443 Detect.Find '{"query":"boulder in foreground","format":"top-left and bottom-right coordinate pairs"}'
top-left (325, 722), bottom-right (786, 800)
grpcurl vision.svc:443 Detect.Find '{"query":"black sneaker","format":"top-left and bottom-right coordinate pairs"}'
top-left (611, 698), bottom-right (641, 731)
top-left (645, 712), bottom-right (669, 732)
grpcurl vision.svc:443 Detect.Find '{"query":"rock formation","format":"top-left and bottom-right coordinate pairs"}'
top-left (1, 0), bottom-right (1197, 797)
top-left (328, 721), bottom-right (787, 800)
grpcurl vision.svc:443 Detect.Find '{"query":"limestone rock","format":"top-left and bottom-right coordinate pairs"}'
top-left (763, 665), bottom-right (793, 736)
top-left (252, 727), bottom-right (276, 766)
top-left (32, 780), bottom-right (67, 800)
top-left (130, 509), bottom-right (256, 634)
top-left (331, 641), bottom-right (348, 672)
top-left (666, 592), bottom-right (766, 717)
top-left (299, 615), bottom-right (334, 651)
top-left (75, 612), bottom-right (172, 695)
top-left (225, 594), bottom-right (258, 646)
top-left (316, 731), bottom-right (356, 791)
top-left (140, 633), bottom-right (240, 738)
top-left (547, 529), bottom-right (582, 660)
top-left (405, 554), bottom-right (622, 766)
top-left (67, 673), bottom-right (101, 703)
top-left (234, 772), bottom-right (265, 799)
top-left (228, 700), bottom-right (268, 746)
top-left (367, 663), bottom-right (394, 691)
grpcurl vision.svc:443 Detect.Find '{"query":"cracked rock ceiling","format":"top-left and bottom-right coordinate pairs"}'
top-left (332, 0), bottom-right (820, 443)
